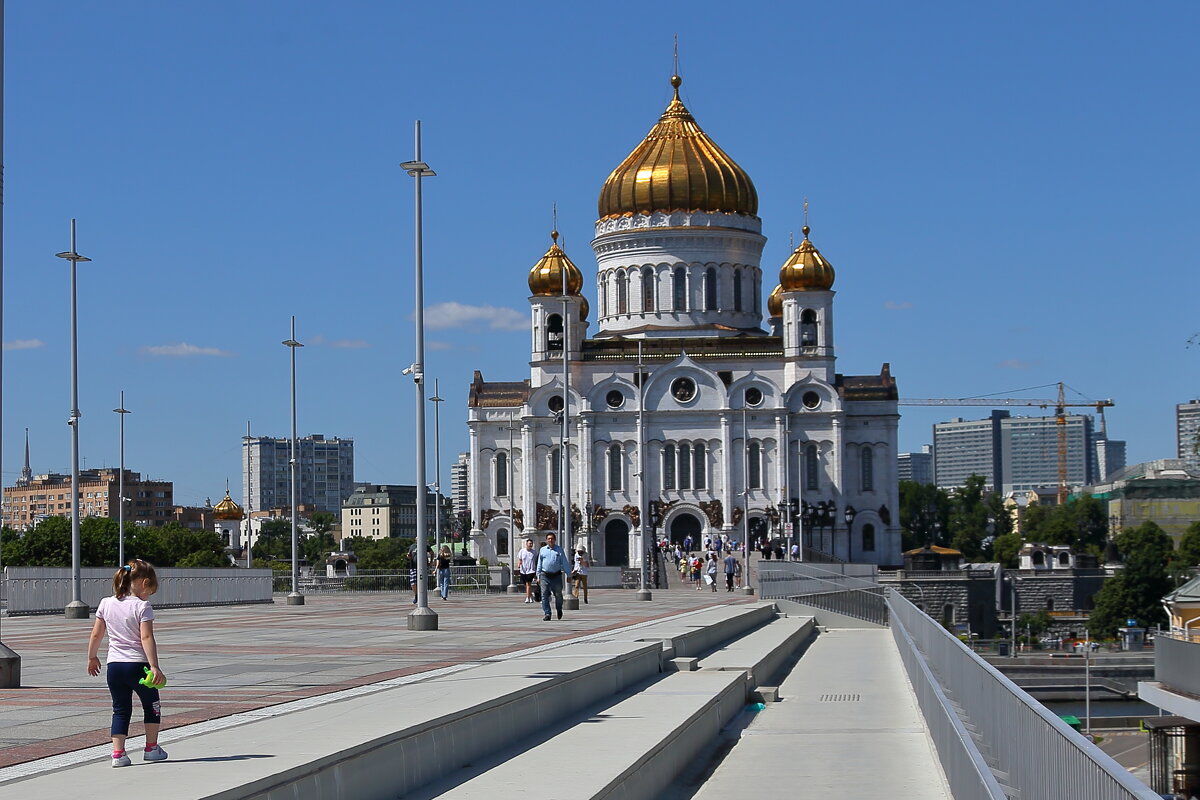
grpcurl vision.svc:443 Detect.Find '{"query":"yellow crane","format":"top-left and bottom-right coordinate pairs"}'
top-left (900, 383), bottom-right (1115, 504)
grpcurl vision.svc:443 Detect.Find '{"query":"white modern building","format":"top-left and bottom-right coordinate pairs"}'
top-left (898, 447), bottom-right (934, 485)
top-left (242, 434), bottom-right (354, 515)
top-left (464, 74), bottom-right (902, 568)
top-left (450, 452), bottom-right (470, 516)
top-left (1178, 400), bottom-right (1200, 474)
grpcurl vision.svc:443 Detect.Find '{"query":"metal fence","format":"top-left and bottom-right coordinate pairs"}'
top-left (758, 562), bottom-right (888, 625)
top-left (3, 567), bottom-right (273, 615)
top-left (888, 590), bottom-right (1161, 800)
top-left (273, 566), bottom-right (494, 595)
top-left (1154, 631), bottom-right (1200, 699)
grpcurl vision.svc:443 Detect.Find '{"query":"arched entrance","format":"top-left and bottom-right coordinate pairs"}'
top-left (747, 515), bottom-right (769, 547)
top-left (604, 519), bottom-right (630, 566)
top-left (669, 512), bottom-right (703, 549)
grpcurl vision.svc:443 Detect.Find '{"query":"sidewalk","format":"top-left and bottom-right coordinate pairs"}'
top-left (0, 584), bottom-right (750, 768)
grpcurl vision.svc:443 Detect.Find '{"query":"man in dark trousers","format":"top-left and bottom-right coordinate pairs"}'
top-left (537, 532), bottom-right (571, 621)
top-left (723, 552), bottom-right (738, 592)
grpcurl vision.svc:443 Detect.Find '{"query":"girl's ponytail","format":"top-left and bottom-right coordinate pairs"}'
top-left (112, 559), bottom-right (158, 598)
top-left (112, 563), bottom-right (133, 598)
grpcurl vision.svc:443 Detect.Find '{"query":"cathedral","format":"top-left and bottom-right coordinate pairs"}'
top-left (465, 74), bottom-right (901, 568)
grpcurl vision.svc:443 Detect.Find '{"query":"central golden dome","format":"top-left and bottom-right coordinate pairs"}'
top-left (598, 75), bottom-right (757, 221)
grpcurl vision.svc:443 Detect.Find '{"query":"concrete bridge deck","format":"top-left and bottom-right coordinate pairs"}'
top-left (0, 587), bottom-right (953, 798)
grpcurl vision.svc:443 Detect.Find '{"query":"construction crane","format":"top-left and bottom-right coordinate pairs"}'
top-left (900, 383), bottom-right (1115, 504)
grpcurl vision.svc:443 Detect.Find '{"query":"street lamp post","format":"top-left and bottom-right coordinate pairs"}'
top-left (843, 505), bottom-right (857, 562)
top-left (57, 219), bottom-right (91, 619)
top-left (741, 404), bottom-right (755, 596)
top-left (113, 391), bottom-right (131, 566)
top-left (430, 378), bottom-right (444, 552)
top-left (244, 421), bottom-right (253, 568)
top-left (401, 120), bottom-right (438, 631)
top-left (282, 317), bottom-right (304, 606)
top-left (635, 341), bottom-right (651, 600)
top-left (505, 413), bottom-right (522, 593)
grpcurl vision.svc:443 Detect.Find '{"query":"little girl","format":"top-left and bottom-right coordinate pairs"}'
top-left (86, 559), bottom-right (168, 767)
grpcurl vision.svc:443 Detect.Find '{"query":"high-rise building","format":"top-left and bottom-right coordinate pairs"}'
top-left (242, 434), bottom-right (354, 515)
top-left (898, 446), bottom-right (934, 485)
top-left (341, 484), bottom-right (452, 541)
top-left (464, 73), bottom-right (902, 568)
top-left (450, 452), bottom-right (470, 516)
top-left (2, 468), bottom-right (173, 530)
top-left (1094, 437), bottom-right (1126, 483)
top-left (1178, 400), bottom-right (1200, 473)
top-left (933, 411), bottom-right (1098, 494)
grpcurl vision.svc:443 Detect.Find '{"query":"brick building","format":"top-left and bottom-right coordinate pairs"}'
top-left (3, 468), bottom-right (174, 530)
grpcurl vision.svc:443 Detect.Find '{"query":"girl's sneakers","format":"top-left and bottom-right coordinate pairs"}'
top-left (144, 744), bottom-right (168, 762)
top-left (111, 750), bottom-right (130, 768)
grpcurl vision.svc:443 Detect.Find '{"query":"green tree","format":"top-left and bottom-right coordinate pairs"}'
top-left (899, 481), bottom-right (951, 552)
top-left (81, 517), bottom-right (119, 566)
top-left (1089, 521), bottom-right (1173, 637)
top-left (947, 475), bottom-right (1006, 562)
top-left (6, 517), bottom-right (72, 566)
top-left (177, 549), bottom-right (233, 568)
top-left (1177, 521), bottom-right (1200, 568)
top-left (308, 512), bottom-right (337, 536)
top-left (302, 532), bottom-right (337, 565)
top-left (253, 519), bottom-right (292, 562)
top-left (992, 532), bottom-right (1023, 568)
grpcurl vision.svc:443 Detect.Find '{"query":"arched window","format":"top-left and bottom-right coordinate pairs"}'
top-left (1046, 597), bottom-right (1055, 611)
top-left (663, 444), bottom-right (676, 490)
top-left (694, 442), bottom-right (706, 489)
top-left (800, 309), bottom-right (818, 348)
top-left (942, 604), bottom-right (955, 625)
top-left (748, 442), bottom-right (761, 489)
top-left (862, 524), bottom-right (876, 552)
top-left (641, 268), bottom-right (655, 311)
top-left (495, 452), bottom-right (508, 497)
top-left (678, 444), bottom-right (692, 490)
top-left (733, 268), bottom-right (743, 312)
top-left (546, 313), bottom-right (563, 352)
top-left (805, 444), bottom-right (819, 491)
top-left (497, 528), bottom-right (509, 556)
top-left (608, 444), bottom-right (622, 491)
top-left (550, 446), bottom-right (561, 494)
top-left (600, 276), bottom-right (608, 317)
top-left (617, 273), bottom-right (628, 314)
top-left (673, 267), bottom-right (687, 311)
top-left (704, 267), bottom-right (717, 311)
top-left (861, 447), bottom-right (874, 492)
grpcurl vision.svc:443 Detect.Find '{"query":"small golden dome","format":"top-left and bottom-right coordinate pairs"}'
top-left (578, 294), bottom-right (589, 322)
top-left (779, 226), bottom-right (835, 292)
top-left (598, 75), bottom-right (757, 220)
top-left (528, 230), bottom-right (584, 296)
top-left (767, 284), bottom-right (783, 318)
top-left (213, 491), bottom-right (244, 521)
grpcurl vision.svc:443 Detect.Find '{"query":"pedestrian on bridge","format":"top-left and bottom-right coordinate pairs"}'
top-left (723, 552), bottom-right (738, 592)
top-left (517, 538), bottom-right (537, 604)
top-left (537, 533), bottom-right (570, 621)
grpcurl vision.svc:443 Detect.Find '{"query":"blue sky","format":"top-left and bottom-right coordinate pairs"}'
top-left (3, 2), bottom-right (1196, 506)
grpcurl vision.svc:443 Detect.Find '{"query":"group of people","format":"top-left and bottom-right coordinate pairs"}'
top-left (409, 545), bottom-right (456, 603)
top-left (678, 550), bottom-right (744, 592)
top-left (515, 533), bottom-right (590, 621)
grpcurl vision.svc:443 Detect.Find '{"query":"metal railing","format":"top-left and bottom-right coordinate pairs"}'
top-left (759, 562), bottom-right (888, 625)
top-left (273, 566), bottom-right (494, 595)
top-left (888, 590), bottom-right (1161, 800)
top-left (1154, 631), bottom-right (1200, 698)
top-left (3, 567), bottom-right (273, 615)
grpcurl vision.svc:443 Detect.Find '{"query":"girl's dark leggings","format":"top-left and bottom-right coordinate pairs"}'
top-left (106, 661), bottom-right (161, 736)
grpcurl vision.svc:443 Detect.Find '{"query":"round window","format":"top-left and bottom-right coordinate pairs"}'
top-left (671, 377), bottom-right (697, 403)
top-left (802, 391), bottom-right (821, 409)
top-left (548, 395), bottom-right (565, 413)
top-left (606, 390), bottom-right (624, 409)
top-left (745, 387), bottom-right (763, 407)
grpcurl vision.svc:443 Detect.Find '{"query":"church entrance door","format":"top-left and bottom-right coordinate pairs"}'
top-left (669, 513), bottom-right (703, 549)
top-left (604, 519), bottom-right (630, 566)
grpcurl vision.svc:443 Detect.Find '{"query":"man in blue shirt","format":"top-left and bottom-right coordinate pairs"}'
top-left (537, 532), bottom-right (570, 621)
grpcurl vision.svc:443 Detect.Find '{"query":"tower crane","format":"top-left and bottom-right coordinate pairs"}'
top-left (900, 383), bottom-right (1115, 504)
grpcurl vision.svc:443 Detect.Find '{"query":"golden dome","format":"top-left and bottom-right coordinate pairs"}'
top-left (578, 294), bottom-right (589, 322)
top-left (598, 75), bottom-right (757, 221)
top-left (213, 491), bottom-right (244, 521)
top-left (767, 284), bottom-right (783, 318)
top-left (528, 230), bottom-right (584, 296)
top-left (779, 226), bottom-right (835, 292)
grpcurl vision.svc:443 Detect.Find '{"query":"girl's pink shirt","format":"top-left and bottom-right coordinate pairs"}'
top-left (95, 595), bottom-right (155, 662)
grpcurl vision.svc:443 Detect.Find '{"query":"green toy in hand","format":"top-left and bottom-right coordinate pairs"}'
top-left (139, 666), bottom-right (167, 689)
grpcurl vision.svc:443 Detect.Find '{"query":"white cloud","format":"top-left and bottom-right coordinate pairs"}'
top-left (141, 342), bottom-right (233, 357)
top-left (425, 301), bottom-right (526, 332)
top-left (3, 339), bottom-right (45, 351)
top-left (329, 339), bottom-right (370, 349)
top-left (308, 334), bottom-right (327, 346)
top-left (998, 358), bottom-right (1036, 370)
top-left (883, 301), bottom-right (913, 310)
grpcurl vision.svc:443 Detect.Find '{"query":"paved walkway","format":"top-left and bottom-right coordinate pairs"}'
top-left (0, 584), bottom-right (749, 769)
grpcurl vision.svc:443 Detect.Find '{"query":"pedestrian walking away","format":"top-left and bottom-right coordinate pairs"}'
top-left (537, 532), bottom-right (571, 620)
top-left (572, 546), bottom-right (590, 604)
top-left (86, 559), bottom-right (169, 767)
top-left (436, 546), bottom-right (453, 600)
top-left (517, 538), bottom-right (537, 603)
top-left (706, 552), bottom-right (719, 592)
top-left (723, 552), bottom-right (738, 592)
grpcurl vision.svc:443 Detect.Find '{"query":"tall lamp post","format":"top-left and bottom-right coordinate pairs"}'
top-left (843, 504), bottom-right (857, 563)
top-left (113, 391), bottom-right (131, 566)
top-left (430, 378), bottom-right (444, 551)
top-left (244, 421), bottom-right (253, 568)
top-left (741, 403), bottom-right (755, 595)
top-left (57, 219), bottom-right (91, 619)
top-left (505, 413), bottom-right (521, 593)
top-left (401, 120), bottom-right (438, 631)
top-left (282, 317), bottom-right (304, 606)
top-left (635, 341), bottom-right (651, 600)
